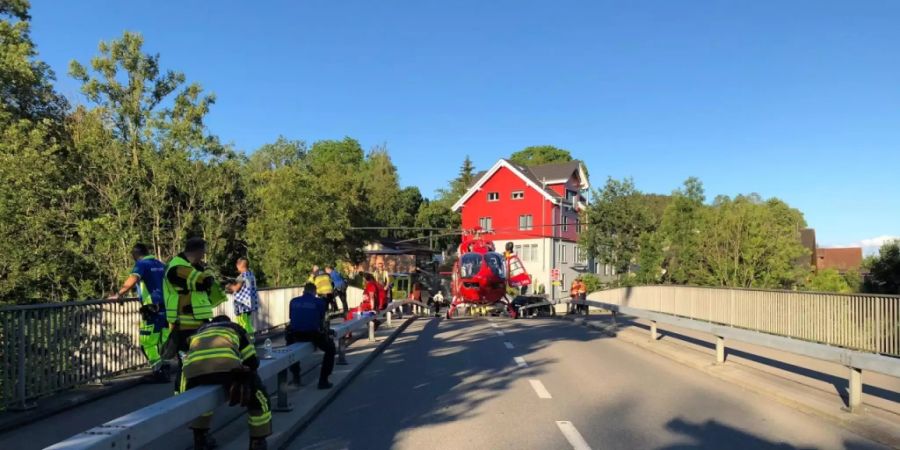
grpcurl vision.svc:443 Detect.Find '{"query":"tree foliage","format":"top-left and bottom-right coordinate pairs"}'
top-left (509, 145), bottom-right (572, 166)
top-left (805, 268), bottom-right (852, 293)
top-left (863, 240), bottom-right (900, 294)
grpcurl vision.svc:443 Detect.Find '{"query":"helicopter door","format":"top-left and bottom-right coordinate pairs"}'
top-left (506, 254), bottom-right (531, 287)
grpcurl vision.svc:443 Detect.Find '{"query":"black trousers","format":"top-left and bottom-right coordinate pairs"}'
top-left (334, 289), bottom-right (348, 313)
top-left (186, 372), bottom-right (272, 438)
top-left (286, 330), bottom-right (336, 385)
top-left (168, 327), bottom-right (200, 394)
top-left (322, 293), bottom-right (338, 312)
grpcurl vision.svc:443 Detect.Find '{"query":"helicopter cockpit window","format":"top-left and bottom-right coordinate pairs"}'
top-left (460, 253), bottom-right (483, 278)
top-left (484, 252), bottom-right (506, 278)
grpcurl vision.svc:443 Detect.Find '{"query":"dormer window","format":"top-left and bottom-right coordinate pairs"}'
top-left (511, 191), bottom-right (524, 200)
top-left (487, 192), bottom-right (499, 202)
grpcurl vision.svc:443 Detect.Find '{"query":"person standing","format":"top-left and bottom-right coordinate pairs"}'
top-left (325, 265), bottom-right (348, 314)
top-left (570, 277), bottom-right (587, 314)
top-left (229, 257), bottom-right (260, 343)
top-left (163, 237), bottom-right (228, 394)
top-left (286, 283), bottom-right (336, 390)
top-left (311, 268), bottom-right (336, 312)
top-left (110, 243), bottom-right (169, 381)
top-left (182, 315), bottom-right (270, 450)
top-left (373, 261), bottom-right (391, 310)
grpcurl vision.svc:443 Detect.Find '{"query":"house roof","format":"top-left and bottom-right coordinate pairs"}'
top-left (452, 158), bottom-right (589, 211)
top-left (816, 247), bottom-right (863, 272)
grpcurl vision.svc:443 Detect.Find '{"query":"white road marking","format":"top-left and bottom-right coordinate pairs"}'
top-left (504, 341), bottom-right (514, 350)
top-left (528, 379), bottom-right (552, 399)
top-left (556, 421), bottom-right (591, 450)
top-left (491, 323), bottom-right (499, 328)
top-left (495, 330), bottom-right (505, 336)
top-left (514, 357), bottom-right (528, 367)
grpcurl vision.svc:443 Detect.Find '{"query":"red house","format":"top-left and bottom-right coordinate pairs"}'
top-left (452, 159), bottom-right (596, 300)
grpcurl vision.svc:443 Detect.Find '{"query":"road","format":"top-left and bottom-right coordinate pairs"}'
top-left (286, 317), bottom-right (888, 450)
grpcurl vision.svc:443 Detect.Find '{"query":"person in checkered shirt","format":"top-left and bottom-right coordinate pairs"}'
top-left (228, 257), bottom-right (260, 343)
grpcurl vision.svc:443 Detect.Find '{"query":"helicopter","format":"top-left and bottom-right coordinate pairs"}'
top-left (446, 227), bottom-right (531, 319)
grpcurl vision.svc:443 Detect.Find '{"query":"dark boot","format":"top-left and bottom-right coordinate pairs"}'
top-left (250, 437), bottom-right (268, 450)
top-left (193, 429), bottom-right (217, 450)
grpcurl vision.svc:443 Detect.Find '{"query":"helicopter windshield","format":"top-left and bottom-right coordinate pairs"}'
top-left (460, 253), bottom-right (483, 278)
top-left (484, 252), bottom-right (506, 278)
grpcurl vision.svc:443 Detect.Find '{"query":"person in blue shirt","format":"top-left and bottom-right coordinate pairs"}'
top-left (110, 243), bottom-right (170, 382)
top-left (325, 265), bottom-right (348, 314)
top-left (287, 283), bottom-right (336, 389)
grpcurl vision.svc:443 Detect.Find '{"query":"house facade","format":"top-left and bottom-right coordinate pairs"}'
top-left (452, 159), bottom-right (610, 300)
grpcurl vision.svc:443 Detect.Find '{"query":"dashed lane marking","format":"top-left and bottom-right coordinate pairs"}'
top-left (496, 330), bottom-right (505, 336)
top-left (528, 379), bottom-right (552, 399)
top-left (504, 341), bottom-right (514, 350)
top-left (514, 357), bottom-right (528, 367)
top-left (556, 421), bottom-right (591, 450)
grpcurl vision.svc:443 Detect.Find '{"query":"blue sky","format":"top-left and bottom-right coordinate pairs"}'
top-left (30, 1), bottom-right (899, 251)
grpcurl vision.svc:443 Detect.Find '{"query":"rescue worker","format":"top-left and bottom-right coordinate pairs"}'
top-left (306, 265), bottom-right (319, 283)
top-left (325, 265), bottom-right (348, 314)
top-left (311, 268), bottom-right (336, 312)
top-left (110, 243), bottom-right (170, 381)
top-left (286, 283), bottom-right (336, 389)
top-left (163, 237), bottom-right (228, 394)
top-left (183, 315), bottom-right (271, 450)
top-left (228, 257), bottom-right (260, 343)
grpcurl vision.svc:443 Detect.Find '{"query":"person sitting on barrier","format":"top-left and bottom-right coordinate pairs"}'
top-left (183, 315), bottom-right (271, 450)
top-left (287, 283), bottom-right (336, 390)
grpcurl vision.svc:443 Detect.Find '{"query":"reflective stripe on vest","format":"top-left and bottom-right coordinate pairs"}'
top-left (163, 255), bottom-right (214, 328)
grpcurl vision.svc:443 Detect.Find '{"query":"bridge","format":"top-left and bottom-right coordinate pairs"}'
top-left (1, 286), bottom-right (898, 449)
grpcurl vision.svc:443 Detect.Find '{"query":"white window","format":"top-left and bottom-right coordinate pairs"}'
top-left (566, 189), bottom-right (577, 202)
top-left (562, 216), bottom-right (569, 232)
top-left (479, 217), bottom-right (492, 231)
top-left (604, 264), bottom-right (611, 276)
top-left (487, 192), bottom-right (499, 202)
top-left (514, 245), bottom-right (522, 256)
top-left (575, 246), bottom-right (585, 263)
top-left (560, 273), bottom-right (567, 291)
top-left (512, 191), bottom-right (524, 200)
top-left (519, 214), bottom-right (533, 231)
top-left (528, 244), bottom-right (538, 262)
top-left (559, 244), bottom-right (567, 263)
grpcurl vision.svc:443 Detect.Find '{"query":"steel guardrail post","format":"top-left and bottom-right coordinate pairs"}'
top-left (274, 368), bottom-right (292, 412)
top-left (716, 336), bottom-right (726, 364)
top-left (846, 367), bottom-right (862, 413)
top-left (368, 320), bottom-right (375, 342)
top-left (14, 309), bottom-right (34, 410)
top-left (386, 311), bottom-right (392, 328)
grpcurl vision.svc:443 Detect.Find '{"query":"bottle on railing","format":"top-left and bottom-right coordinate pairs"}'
top-left (263, 338), bottom-right (273, 359)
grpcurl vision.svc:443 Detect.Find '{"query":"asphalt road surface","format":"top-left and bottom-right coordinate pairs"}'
top-left (285, 317), bottom-right (888, 450)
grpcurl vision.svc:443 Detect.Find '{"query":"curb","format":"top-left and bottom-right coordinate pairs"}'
top-left (275, 315), bottom-right (418, 449)
top-left (566, 316), bottom-right (900, 448)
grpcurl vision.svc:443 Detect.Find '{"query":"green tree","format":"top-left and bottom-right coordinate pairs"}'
top-left (693, 195), bottom-right (808, 289)
top-left (659, 177), bottom-right (705, 284)
top-left (635, 232), bottom-right (665, 284)
top-left (0, 0), bottom-right (88, 302)
top-left (805, 268), bottom-right (852, 293)
top-left (579, 177), bottom-right (654, 277)
top-left (509, 145), bottom-right (572, 166)
top-left (862, 240), bottom-right (900, 294)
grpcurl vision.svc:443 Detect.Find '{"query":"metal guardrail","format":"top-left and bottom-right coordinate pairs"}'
top-left (0, 286), bottom-right (366, 410)
top-left (569, 296), bottom-right (900, 412)
top-left (45, 314), bottom-right (380, 450)
top-left (588, 286), bottom-right (900, 358)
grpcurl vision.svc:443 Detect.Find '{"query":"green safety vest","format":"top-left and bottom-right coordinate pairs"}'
top-left (163, 255), bottom-right (227, 329)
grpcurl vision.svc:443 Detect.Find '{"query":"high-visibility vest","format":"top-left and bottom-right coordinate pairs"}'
top-left (182, 322), bottom-right (255, 380)
top-left (314, 273), bottom-right (333, 295)
top-left (163, 255), bottom-right (227, 329)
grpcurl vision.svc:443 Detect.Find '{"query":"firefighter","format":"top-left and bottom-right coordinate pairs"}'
top-left (110, 243), bottom-right (169, 381)
top-left (163, 237), bottom-right (228, 394)
top-left (183, 315), bottom-right (271, 450)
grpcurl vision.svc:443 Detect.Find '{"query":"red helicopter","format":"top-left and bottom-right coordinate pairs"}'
top-left (446, 228), bottom-right (531, 319)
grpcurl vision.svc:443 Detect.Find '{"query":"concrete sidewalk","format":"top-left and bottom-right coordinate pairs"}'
top-left (567, 313), bottom-right (900, 448)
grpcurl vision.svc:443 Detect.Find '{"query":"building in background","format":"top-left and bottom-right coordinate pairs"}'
top-left (452, 159), bottom-right (612, 301)
top-left (816, 247), bottom-right (863, 274)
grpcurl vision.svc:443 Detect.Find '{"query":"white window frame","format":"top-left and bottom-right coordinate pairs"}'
top-left (519, 214), bottom-right (533, 231)
top-left (479, 217), bottom-right (493, 231)
top-left (514, 245), bottom-right (522, 256)
top-left (487, 192), bottom-right (500, 202)
top-left (511, 191), bottom-right (524, 200)
top-left (560, 273), bottom-right (567, 291)
top-left (559, 243), bottom-right (567, 263)
top-left (562, 215), bottom-right (569, 232)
